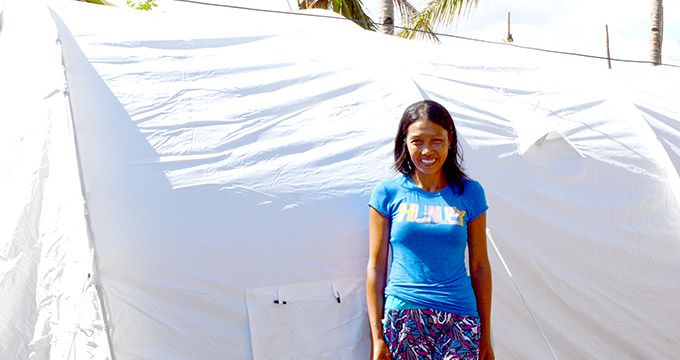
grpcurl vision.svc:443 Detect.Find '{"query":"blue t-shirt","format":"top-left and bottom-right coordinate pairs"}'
top-left (369, 174), bottom-right (488, 316)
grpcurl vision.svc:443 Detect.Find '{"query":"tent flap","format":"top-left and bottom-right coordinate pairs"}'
top-left (246, 277), bottom-right (369, 360)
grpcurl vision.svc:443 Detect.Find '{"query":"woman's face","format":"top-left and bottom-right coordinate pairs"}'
top-left (405, 119), bottom-right (452, 177)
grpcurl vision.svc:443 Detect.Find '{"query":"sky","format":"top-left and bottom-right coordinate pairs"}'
top-left (113, 0), bottom-right (680, 68)
top-left (372, 0), bottom-right (680, 67)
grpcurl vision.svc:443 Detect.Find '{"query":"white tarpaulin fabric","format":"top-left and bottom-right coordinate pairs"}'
top-left (0, 1), bottom-right (109, 359)
top-left (3, 0), bottom-right (680, 359)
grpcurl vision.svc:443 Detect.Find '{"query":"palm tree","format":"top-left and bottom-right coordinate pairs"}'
top-left (300, 0), bottom-right (479, 41)
top-left (378, 0), bottom-right (395, 35)
top-left (650, 0), bottom-right (663, 65)
top-left (298, 0), bottom-right (378, 31)
top-left (380, 0), bottom-right (480, 42)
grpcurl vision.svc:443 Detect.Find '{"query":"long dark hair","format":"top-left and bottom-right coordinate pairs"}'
top-left (393, 100), bottom-right (468, 193)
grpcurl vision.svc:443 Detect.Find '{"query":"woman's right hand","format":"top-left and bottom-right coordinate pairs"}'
top-left (367, 207), bottom-right (392, 360)
top-left (371, 339), bottom-right (391, 360)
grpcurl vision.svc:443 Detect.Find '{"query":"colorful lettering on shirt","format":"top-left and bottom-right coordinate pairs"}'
top-left (395, 202), bottom-right (465, 226)
top-left (396, 203), bottom-right (419, 222)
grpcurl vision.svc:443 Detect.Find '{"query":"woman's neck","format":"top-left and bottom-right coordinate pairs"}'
top-left (410, 172), bottom-right (448, 192)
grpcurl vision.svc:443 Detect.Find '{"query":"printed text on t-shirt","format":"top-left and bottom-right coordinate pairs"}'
top-left (395, 203), bottom-right (466, 225)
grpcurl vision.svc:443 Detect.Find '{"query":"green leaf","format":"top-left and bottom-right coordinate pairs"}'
top-left (301, 0), bottom-right (377, 31)
top-left (127, 0), bottom-right (158, 11)
top-left (397, 0), bottom-right (479, 42)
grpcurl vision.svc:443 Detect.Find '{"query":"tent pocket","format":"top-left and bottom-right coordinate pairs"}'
top-left (245, 276), bottom-right (369, 360)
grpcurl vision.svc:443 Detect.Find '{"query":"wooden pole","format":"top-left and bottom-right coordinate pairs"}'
top-left (505, 12), bottom-right (513, 43)
top-left (605, 24), bottom-right (612, 69)
top-left (650, 0), bottom-right (663, 66)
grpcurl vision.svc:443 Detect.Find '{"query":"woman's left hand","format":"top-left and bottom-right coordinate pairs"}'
top-left (478, 338), bottom-right (495, 360)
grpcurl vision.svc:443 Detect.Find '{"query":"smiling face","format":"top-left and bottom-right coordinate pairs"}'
top-left (405, 119), bottom-right (452, 179)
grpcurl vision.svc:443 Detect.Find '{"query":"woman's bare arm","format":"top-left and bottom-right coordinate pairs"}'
top-left (468, 212), bottom-right (495, 360)
top-left (366, 207), bottom-right (391, 360)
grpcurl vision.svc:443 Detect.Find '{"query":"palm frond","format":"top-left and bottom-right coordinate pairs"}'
top-left (299, 0), bottom-right (328, 8)
top-left (398, 0), bottom-right (479, 41)
top-left (331, 0), bottom-right (378, 31)
top-left (301, 0), bottom-right (377, 31)
top-left (393, 0), bottom-right (419, 21)
top-left (397, 14), bottom-right (440, 42)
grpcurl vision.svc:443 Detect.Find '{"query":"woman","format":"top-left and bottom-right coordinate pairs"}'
top-left (366, 100), bottom-right (494, 360)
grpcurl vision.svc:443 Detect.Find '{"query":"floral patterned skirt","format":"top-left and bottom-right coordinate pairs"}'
top-left (383, 308), bottom-right (480, 360)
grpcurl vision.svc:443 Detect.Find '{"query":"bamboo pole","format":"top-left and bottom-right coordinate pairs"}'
top-left (605, 24), bottom-right (612, 69)
top-left (505, 12), bottom-right (513, 43)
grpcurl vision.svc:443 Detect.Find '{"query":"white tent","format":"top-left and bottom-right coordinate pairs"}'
top-left (2, 1), bottom-right (680, 359)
